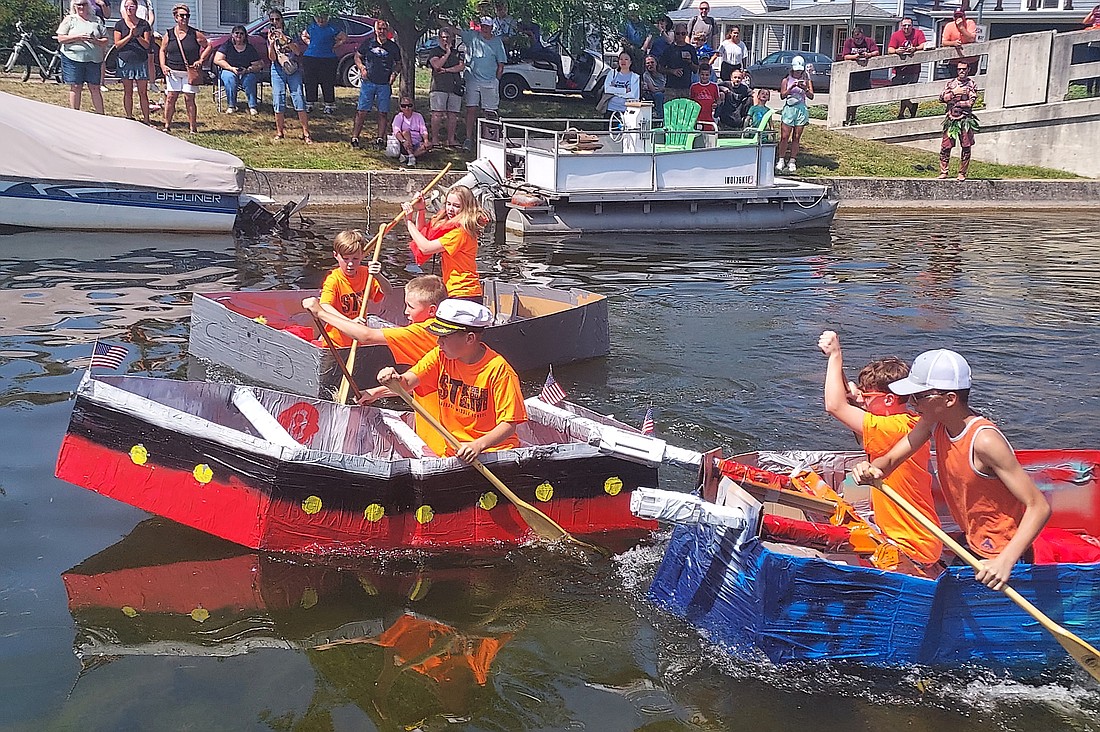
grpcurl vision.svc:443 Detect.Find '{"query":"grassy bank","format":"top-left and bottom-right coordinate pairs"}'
top-left (0, 71), bottom-right (1076, 179)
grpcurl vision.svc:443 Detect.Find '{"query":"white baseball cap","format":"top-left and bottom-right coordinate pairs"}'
top-left (427, 299), bottom-right (493, 336)
top-left (889, 349), bottom-right (972, 395)
top-left (480, 16), bottom-right (495, 26)
top-left (791, 55), bottom-right (806, 71)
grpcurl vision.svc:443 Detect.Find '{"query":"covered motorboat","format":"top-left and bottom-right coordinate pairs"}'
top-left (0, 91), bottom-right (261, 232)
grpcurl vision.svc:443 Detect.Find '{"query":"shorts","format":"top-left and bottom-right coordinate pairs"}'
top-left (61, 55), bottom-right (102, 85)
top-left (429, 90), bottom-right (462, 113)
top-left (116, 55), bottom-right (149, 81)
top-left (164, 68), bottom-right (197, 94)
top-left (780, 102), bottom-right (809, 127)
top-left (464, 79), bottom-right (499, 111)
top-left (357, 81), bottom-right (392, 113)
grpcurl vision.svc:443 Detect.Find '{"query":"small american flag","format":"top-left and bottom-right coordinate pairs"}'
top-left (640, 406), bottom-right (655, 436)
top-left (539, 367), bottom-right (567, 405)
top-left (90, 342), bottom-right (127, 370)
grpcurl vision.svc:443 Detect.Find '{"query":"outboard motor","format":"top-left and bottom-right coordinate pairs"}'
top-left (455, 157), bottom-right (505, 192)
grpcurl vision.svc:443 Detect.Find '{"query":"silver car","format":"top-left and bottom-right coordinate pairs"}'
top-left (745, 51), bottom-right (832, 92)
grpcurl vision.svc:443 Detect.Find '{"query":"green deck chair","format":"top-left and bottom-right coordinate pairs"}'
top-left (654, 98), bottom-right (702, 152)
top-left (717, 108), bottom-right (776, 148)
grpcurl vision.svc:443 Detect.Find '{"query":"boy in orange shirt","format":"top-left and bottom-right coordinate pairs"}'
top-left (303, 275), bottom-right (448, 455)
top-left (853, 349), bottom-right (1051, 590)
top-left (318, 229), bottom-right (392, 348)
top-left (818, 330), bottom-right (943, 568)
top-left (378, 299), bottom-right (526, 462)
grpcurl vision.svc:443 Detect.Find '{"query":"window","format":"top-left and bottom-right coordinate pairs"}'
top-left (220, 0), bottom-right (249, 26)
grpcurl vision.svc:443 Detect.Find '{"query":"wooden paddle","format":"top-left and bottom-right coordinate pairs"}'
top-left (876, 481), bottom-right (1100, 682)
top-left (335, 163), bottom-right (453, 404)
top-left (311, 314), bottom-right (363, 401)
top-left (386, 381), bottom-right (603, 553)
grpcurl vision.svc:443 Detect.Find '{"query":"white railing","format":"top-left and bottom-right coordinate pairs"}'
top-left (826, 27), bottom-right (1100, 128)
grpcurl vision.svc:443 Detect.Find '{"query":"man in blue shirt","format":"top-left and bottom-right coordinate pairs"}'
top-left (461, 17), bottom-right (507, 151)
top-left (351, 18), bottom-right (401, 149)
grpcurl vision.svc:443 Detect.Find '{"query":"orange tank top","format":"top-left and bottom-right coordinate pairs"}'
top-left (862, 412), bottom-right (942, 564)
top-left (934, 416), bottom-right (1025, 559)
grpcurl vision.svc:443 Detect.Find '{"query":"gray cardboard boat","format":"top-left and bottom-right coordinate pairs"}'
top-left (188, 280), bottom-right (610, 397)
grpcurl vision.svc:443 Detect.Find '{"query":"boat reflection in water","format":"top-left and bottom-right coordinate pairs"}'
top-left (61, 519), bottom-right (529, 726)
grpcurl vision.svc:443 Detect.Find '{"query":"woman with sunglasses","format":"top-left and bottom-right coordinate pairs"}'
top-left (113, 0), bottom-right (152, 123)
top-left (159, 3), bottom-right (210, 133)
top-left (267, 9), bottom-right (311, 143)
top-left (391, 97), bottom-right (429, 166)
top-left (214, 25), bottom-right (262, 115)
top-left (57, 0), bottom-right (109, 113)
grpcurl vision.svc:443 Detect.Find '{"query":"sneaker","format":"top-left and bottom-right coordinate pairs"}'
top-left (775, 159), bottom-right (785, 172)
top-left (225, 106), bottom-right (236, 114)
top-left (398, 154), bottom-right (407, 164)
top-left (306, 103), bottom-right (314, 113)
top-left (462, 138), bottom-right (473, 152)
top-left (248, 107), bottom-right (258, 116)
top-left (350, 137), bottom-right (360, 149)
top-left (323, 104), bottom-right (335, 115)
top-left (407, 155), bottom-right (416, 167)
top-left (374, 137), bottom-right (384, 149)
top-left (787, 160), bottom-right (797, 173)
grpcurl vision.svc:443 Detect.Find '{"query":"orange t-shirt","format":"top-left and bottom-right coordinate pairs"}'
top-left (438, 227), bottom-right (482, 299)
top-left (934, 417), bottom-right (1026, 560)
top-left (319, 266), bottom-right (383, 347)
top-left (410, 344), bottom-right (527, 455)
top-left (862, 412), bottom-right (942, 565)
top-left (382, 322), bottom-right (446, 456)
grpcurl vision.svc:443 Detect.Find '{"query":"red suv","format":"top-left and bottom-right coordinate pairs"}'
top-left (205, 12), bottom-right (378, 87)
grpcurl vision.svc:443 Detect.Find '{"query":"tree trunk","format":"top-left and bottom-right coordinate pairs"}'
top-left (392, 18), bottom-right (419, 102)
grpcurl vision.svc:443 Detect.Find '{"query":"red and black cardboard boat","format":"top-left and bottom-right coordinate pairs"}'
top-left (55, 372), bottom-right (669, 554)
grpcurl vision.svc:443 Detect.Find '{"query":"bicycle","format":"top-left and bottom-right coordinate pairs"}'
top-left (1, 20), bottom-right (63, 83)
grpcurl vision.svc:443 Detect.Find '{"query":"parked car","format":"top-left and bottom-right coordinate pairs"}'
top-left (205, 12), bottom-right (378, 87)
top-left (745, 51), bottom-right (832, 93)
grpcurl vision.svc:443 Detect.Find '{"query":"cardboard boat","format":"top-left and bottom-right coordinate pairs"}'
top-left (187, 280), bottom-right (610, 398)
top-left (62, 518), bottom-right (519, 722)
top-left (633, 449), bottom-right (1100, 675)
top-left (55, 373), bottom-right (668, 554)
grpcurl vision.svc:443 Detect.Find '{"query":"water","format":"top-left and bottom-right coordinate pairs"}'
top-left (2, 212), bottom-right (1100, 731)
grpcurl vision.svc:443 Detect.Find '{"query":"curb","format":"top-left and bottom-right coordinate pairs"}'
top-left (258, 168), bottom-right (1100, 210)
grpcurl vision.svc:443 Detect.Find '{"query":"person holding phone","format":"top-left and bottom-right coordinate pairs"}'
top-left (777, 55), bottom-right (813, 174)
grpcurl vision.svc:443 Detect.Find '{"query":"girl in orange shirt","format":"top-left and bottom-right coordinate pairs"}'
top-left (404, 185), bottom-right (485, 302)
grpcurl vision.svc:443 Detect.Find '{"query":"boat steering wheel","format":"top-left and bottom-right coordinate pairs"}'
top-left (608, 111), bottom-right (625, 143)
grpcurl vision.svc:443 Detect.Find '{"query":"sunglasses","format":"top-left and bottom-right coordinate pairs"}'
top-left (176, 12), bottom-right (189, 17)
top-left (232, 31), bottom-right (245, 35)
top-left (400, 103), bottom-right (412, 108)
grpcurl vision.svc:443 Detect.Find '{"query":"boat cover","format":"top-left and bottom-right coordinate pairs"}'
top-left (0, 91), bottom-right (244, 193)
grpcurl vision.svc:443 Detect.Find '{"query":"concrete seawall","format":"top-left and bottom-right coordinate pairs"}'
top-left (258, 168), bottom-right (1100, 211)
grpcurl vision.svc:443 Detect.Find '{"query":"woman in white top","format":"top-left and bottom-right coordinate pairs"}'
top-left (713, 25), bottom-right (748, 81)
top-left (57, 0), bottom-right (109, 113)
top-left (602, 51), bottom-right (640, 117)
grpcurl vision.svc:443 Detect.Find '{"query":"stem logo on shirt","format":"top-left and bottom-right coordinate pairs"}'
top-left (339, 291), bottom-right (362, 318)
top-left (438, 374), bottom-right (488, 414)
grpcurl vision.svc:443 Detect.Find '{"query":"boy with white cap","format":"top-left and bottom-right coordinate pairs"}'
top-left (378, 298), bottom-right (527, 462)
top-left (852, 349), bottom-right (1051, 590)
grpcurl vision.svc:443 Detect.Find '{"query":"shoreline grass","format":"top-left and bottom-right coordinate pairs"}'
top-left (0, 70), bottom-right (1078, 179)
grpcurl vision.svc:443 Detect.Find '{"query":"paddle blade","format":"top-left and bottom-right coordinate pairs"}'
top-left (1053, 626), bottom-right (1100, 682)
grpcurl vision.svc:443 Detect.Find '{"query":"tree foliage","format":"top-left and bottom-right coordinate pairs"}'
top-left (0, 0), bottom-right (61, 48)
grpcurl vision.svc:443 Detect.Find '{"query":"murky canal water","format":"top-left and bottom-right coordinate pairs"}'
top-left (2, 212), bottom-right (1099, 731)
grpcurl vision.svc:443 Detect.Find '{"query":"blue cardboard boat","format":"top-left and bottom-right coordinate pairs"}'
top-left (632, 449), bottom-right (1100, 675)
